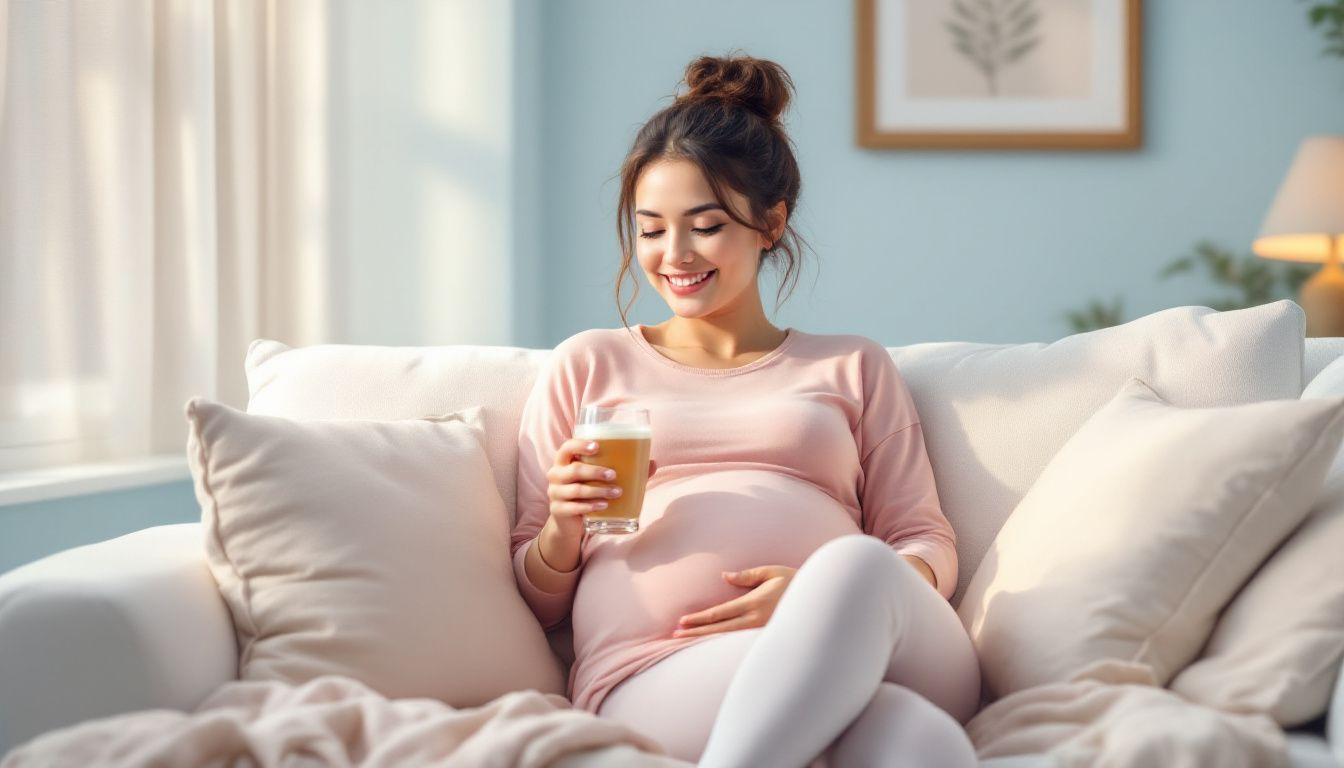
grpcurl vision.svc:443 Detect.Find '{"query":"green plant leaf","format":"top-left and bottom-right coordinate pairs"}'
top-left (1063, 295), bottom-right (1125, 333)
top-left (1303, 0), bottom-right (1344, 58)
top-left (1194, 242), bottom-right (1236, 284)
top-left (1158, 256), bottom-right (1194, 278)
top-left (1242, 262), bottom-right (1276, 303)
top-left (1286, 264), bottom-right (1316, 293)
top-left (1154, 240), bottom-right (1315, 315)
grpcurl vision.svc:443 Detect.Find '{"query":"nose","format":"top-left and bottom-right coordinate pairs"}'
top-left (666, 229), bottom-right (695, 264)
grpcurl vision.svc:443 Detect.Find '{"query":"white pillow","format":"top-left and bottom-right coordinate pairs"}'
top-left (244, 338), bottom-right (549, 527)
top-left (185, 397), bottom-right (565, 705)
top-left (1170, 354), bottom-right (1344, 725)
top-left (957, 377), bottom-right (1344, 701)
top-left (888, 301), bottom-right (1306, 603)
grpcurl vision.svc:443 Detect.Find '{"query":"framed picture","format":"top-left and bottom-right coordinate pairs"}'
top-left (856, 0), bottom-right (1142, 150)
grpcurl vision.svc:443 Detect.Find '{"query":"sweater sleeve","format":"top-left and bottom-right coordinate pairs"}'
top-left (510, 338), bottom-right (586, 630)
top-left (856, 341), bottom-right (958, 601)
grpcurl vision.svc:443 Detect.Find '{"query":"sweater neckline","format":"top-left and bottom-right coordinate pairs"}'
top-left (628, 324), bottom-right (797, 377)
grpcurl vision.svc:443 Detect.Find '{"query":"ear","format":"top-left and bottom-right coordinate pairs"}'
top-left (761, 200), bottom-right (787, 249)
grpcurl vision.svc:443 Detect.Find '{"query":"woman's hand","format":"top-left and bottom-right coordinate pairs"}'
top-left (545, 437), bottom-right (624, 542)
top-left (540, 438), bottom-right (658, 567)
top-left (672, 565), bottom-right (797, 638)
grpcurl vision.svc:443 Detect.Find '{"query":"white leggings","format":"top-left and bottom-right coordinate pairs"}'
top-left (597, 534), bottom-right (981, 767)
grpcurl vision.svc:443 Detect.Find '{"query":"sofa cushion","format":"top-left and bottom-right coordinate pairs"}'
top-left (1170, 353), bottom-right (1344, 726)
top-left (184, 397), bottom-right (565, 706)
top-left (244, 339), bottom-right (549, 527)
top-left (888, 301), bottom-right (1306, 602)
top-left (957, 377), bottom-right (1344, 700)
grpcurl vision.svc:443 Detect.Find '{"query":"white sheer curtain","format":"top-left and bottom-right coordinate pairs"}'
top-left (0, 0), bottom-right (336, 473)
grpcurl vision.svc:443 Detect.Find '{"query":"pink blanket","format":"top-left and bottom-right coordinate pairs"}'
top-left (0, 675), bottom-right (693, 768)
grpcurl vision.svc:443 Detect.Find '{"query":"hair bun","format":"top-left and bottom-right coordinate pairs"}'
top-left (679, 54), bottom-right (794, 124)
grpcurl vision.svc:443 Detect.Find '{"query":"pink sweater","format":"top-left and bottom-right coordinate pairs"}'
top-left (509, 325), bottom-right (957, 714)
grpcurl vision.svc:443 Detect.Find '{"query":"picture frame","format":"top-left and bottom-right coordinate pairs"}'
top-left (856, 0), bottom-right (1142, 150)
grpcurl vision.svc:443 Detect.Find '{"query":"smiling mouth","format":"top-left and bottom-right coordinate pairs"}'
top-left (663, 270), bottom-right (716, 287)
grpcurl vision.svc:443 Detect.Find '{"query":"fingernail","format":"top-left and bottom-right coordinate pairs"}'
top-left (608, 487), bottom-right (622, 497)
top-left (586, 441), bottom-right (598, 451)
top-left (593, 501), bottom-right (607, 509)
top-left (603, 469), bottom-right (616, 480)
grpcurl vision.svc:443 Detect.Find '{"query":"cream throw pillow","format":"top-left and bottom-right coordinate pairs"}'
top-left (1170, 354), bottom-right (1344, 725)
top-left (244, 339), bottom-right (549, 527)
top-left (957, 377), bottom-right (1344, 701)
top-left (888, 301), bottom-right (1306, 603)
top-left (185, 397), bottom-right (565, 706)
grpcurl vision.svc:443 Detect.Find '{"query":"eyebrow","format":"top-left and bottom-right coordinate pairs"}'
top-left (634, 203), bottom-right (723, 218)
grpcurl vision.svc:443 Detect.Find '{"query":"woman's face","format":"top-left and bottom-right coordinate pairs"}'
top-left (633, 159), bottom-right (777, 321)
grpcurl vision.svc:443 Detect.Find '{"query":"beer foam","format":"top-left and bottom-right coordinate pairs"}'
top-left (574, 422), bottom-right (652, 440)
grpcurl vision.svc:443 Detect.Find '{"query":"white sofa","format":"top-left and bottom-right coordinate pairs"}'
top-left (3, 302), bottom-right (1344, 766)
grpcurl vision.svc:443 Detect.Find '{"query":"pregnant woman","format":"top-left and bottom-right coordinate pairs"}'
top-left (509, 53), bottom-right (980, 767)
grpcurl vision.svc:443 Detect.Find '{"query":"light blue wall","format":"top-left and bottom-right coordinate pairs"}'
top-left (0, 481), bottom-right (197, 574)
top-left (537, 0), bottom-right (1344, 346)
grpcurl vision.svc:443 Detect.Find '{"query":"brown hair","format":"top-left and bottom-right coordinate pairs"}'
top-left (613, 52), bottom-right (812, 327)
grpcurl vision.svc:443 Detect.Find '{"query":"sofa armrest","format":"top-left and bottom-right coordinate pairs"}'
top-left (0, 523), bottom-right (236, 756)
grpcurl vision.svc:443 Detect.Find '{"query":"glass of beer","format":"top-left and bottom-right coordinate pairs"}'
top-left (576, 405), bottom-right (652, 535)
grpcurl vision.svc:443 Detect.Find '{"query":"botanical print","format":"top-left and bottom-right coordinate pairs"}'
top-left (945, 0), bottom-right (1042, 97)
top-left (858, 0), bottom-right (1139, 148)
top-left (906, 0), bottom-right (1092, 100)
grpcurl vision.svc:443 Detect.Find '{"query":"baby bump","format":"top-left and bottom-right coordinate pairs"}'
top-left (572, 470), bottom-right (860, 648)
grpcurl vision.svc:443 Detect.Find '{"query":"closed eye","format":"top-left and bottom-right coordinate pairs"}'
top-left (639, 224), bottom-right (726, 239)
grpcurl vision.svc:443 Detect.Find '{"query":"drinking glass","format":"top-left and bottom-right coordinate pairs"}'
top-left (575, 405), bottom-right (651, 534)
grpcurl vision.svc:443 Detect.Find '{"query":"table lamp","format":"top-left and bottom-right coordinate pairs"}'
top-left (1254, 135), bottom-right (1344, 338)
